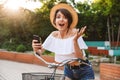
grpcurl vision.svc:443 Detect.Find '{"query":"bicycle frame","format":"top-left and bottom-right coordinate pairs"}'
top-left (22, 52), bottom-right (91, 80)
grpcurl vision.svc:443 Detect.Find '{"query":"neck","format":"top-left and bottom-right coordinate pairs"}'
top-left (59, 29), bottom-right (70, 39)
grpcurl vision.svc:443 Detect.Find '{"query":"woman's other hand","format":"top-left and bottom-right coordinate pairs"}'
top-left (73, 26), bottom-right (86, 41)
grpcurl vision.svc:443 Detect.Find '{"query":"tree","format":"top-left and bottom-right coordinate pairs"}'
top-left (0, 0), bottom-right (119, 51)
top-left (92, 0), bottom-right (120, 46)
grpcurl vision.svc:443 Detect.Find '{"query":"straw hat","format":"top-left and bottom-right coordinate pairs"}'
top-left (50, 3), bottom-right (78, 28)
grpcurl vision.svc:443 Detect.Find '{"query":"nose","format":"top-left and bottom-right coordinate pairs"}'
top-left (60, 17), bottom-right (64, 21)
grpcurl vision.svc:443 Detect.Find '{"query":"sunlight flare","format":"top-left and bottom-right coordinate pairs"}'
top-left (3, 0), bottom-right (42, 11)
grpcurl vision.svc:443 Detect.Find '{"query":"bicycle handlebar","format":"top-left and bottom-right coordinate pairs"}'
top-left (34, 52), bottom-right (91, 68)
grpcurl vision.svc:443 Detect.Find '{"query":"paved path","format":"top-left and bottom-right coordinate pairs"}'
top-left (0, 60), bottom-right (100, 80)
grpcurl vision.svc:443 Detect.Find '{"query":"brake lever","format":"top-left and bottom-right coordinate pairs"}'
top-left (77, 59), bottom-right (91, 66)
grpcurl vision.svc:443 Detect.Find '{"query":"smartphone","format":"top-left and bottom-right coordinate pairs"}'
top-left (33, 35), bottom-right (41, 43)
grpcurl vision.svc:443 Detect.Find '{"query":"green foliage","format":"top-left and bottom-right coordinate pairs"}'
top-left (43, 50), bottom-right (54, 56)
top-left (0, 0), bottom-right (120, 52)
top-left (117, 56), bottom-right (120, 61)
top-left (1, 41), bottom-right (17, 51)
top-left (75, 0), bottom-right (119, 41)
top-left (16, 44), bottom-right (27, 52)
top-left (85, 50), bottom-right (90, 58)
top-left (92, 0), bottom-right (112, 15)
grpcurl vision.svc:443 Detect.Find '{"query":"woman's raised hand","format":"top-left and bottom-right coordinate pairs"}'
top-left (73, 26), bottom-right (86, 41)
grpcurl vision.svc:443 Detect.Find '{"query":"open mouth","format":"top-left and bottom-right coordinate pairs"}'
top-left (59, 23), bottom-right (65, 26)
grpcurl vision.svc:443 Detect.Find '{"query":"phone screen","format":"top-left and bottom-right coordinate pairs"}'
top-left (33, 35), bottom-right (41, 43)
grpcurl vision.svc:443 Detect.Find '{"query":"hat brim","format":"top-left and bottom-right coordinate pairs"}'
top-left (50, 3), bottom-right (78, 28)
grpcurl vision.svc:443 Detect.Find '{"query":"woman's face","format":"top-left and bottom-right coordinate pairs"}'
top-left (55, 11), bottom-right (68, 31)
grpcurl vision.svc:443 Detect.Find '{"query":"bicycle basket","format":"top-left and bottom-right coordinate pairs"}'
top-left (22, 72), bottom-right (63, 80)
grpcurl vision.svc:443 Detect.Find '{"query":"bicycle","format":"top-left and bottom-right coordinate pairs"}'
top-left (22, 52), bottom-right (91, 80)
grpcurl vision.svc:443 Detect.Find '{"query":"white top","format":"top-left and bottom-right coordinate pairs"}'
top-left (42, 33), bottom-right (88, 62)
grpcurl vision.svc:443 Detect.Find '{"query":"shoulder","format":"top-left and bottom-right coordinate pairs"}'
top-left (50, 31), bottom-right (59, 37)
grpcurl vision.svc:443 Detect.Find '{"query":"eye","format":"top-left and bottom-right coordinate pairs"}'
top-left (56, 15), bottom-right (60, 19)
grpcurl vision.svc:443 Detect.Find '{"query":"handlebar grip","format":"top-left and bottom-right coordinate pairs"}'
top-left (77, 58), bottom-right (88, 63)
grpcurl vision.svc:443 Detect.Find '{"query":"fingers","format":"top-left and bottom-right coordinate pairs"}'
top-left (80, 26), bottom-right (86, 33)
top-left (82, 26), bottom-right (86, 32)
top-left (74, 26), bottom-right (86, 41)
top-left (32, 40), bottom-right (42, 52)
top-left (78, 26), bottom-right (86, 36)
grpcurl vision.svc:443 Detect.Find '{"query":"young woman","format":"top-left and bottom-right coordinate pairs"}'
top-left (32, 3), bottom-right (94, 80)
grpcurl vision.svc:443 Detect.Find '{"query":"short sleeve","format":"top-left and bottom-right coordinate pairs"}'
top-left (42, 34), bottom-right (55, 52)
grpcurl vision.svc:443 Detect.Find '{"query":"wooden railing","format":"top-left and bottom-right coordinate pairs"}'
top-left (85, 41), bottom-right (120, 56)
